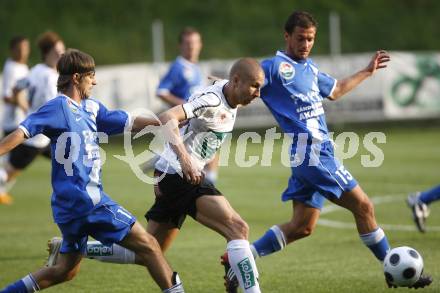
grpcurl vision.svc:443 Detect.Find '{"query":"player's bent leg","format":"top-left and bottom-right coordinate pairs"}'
top-left (195, 195), bottom-right (248, 240)
top-left (118, 221), bottom-right (183, 292)
top-left (279, 200), bottom-right (320, 244)
top-left (146, 220), bottom-right (180, 253)
top-left (251, 201), bottom-right (319, 258)
top-left (331, 185), bottom-right (377, 233)
top-left (331, 185), bottom-right (390, 262)
top-left (1, 252), bottom-right (83, 292)
top-left (195, 195), bottom-right (260, 293)
top-left (81, 221), bottom-right (180, 266)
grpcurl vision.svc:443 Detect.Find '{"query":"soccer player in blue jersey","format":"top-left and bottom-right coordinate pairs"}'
top-left (0, 49), bottom-right (184, 293)
top-left (407, 185), bottom-right (440, 232)
top-left (220, 11), bottom-right (432, 291)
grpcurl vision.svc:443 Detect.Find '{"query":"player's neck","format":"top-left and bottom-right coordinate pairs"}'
top-left (182, 54), bottom-right (198, 63)
top-left (62, 88), bottom-right (82, 104)
top-left (12, 56), bottom-right (26, 64)
top-left (284, 50), bottom-right (307, 63)
top-left (223, 83), bottom-right (237, 108)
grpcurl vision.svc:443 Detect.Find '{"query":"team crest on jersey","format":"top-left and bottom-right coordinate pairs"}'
top-left (279, 62), bottom-right (295, 80)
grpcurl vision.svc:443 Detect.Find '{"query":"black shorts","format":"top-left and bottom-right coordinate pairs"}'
top-left (145, 170), bottom-right (222, 229)
top-left (4, 130), bottom-right (51, 170)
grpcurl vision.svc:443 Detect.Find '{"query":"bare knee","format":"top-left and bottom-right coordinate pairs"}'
top-left (228, 217), bottom-right (249, 240)
top-left (135, 232), bottom-right (162, 257)
top-left (353, 197), bottom-right (375, 219)
top-left (47, 265), bottom-right (80, 284)
top-left (283, 222), bottom-right (315, 243)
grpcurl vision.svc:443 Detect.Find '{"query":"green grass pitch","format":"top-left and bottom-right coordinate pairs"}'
top-left (0, 125), bottom-right (439, 292)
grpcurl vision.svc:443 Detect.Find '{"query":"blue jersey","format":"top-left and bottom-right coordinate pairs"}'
top-left (156, 56), bottom-right (203, 101)
top-left (19, 95), bottom-right (129, 223)
top-left (261, 51), bottom-right (336, 145)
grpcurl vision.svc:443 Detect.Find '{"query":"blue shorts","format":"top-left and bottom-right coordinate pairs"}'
top-left (282, 141), bottom-right (358, 209)
top-left (57, 201), bottom-right (136, 254)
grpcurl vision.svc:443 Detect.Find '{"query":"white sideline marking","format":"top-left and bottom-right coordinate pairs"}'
top-left (318, 194), bottom-right (440, 232)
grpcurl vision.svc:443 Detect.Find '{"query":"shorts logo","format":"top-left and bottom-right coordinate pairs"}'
top-left (238, 257), bottom-right (255, 289)
top-left (87, 243), bottom-right (113, 256)
top-left (279, 62), bottom-right (295, 79)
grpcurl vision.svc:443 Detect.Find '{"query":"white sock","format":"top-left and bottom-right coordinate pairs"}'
top-left (86, 241), bottom-right (135, 264)
top-left (227, 239), bottom-right (261, 293)
top-left (22, 274), bottom-right (40, 292)
top-left (163, 272), bottom-right (184, 293)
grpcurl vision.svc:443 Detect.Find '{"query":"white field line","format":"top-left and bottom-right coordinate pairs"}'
top-left (318, 194), bottom-right (440, 232)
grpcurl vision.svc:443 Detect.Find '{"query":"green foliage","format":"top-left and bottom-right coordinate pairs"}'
top-left (0, 126), bottom-right (439, 292)
top-left (1, 0), bottom-right (439, 65)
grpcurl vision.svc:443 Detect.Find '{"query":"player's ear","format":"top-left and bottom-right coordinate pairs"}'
top-left (72, 73), bottom-right (81, 84)
top-left (232, 74), bottom-right (240, 86)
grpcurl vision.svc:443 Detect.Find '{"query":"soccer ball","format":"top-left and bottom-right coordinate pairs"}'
top-left (383, 246), bottom-right (424, 287)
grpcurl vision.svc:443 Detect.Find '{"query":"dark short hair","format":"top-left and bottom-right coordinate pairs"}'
top-left (37, 31), bottom-right (62, 59)
top-left (57, 49), bottom-right (95, 92)
top-left (9, 36), bottom-right (28, 50)
top-left (284, 11), bottom-right (318, 34)
top-left (178, 27), bottom-right (200, 43)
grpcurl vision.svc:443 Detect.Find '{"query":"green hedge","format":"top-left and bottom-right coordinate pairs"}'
top-left (1, 0), bottom-right (439, 65)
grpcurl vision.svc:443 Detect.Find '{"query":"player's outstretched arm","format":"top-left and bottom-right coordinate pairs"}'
top-left (329, 50), bottom-right (390, 101)
top-left (131, 116), bottom-right (161, 132)
top-left (159, 105), bottom-right (202, 184)
top-left (0, 129), bottom-right (26, 156)
top-left (158, 92), bottom-right (185, 107)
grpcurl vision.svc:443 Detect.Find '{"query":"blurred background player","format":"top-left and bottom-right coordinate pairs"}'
top-left (220, 11), bottom-right (432, 291)
top-left (156, 26), bottom-right (203, 107)
top-left (407, 184), bottom-right (440, 233)
top-left (0, 49), bottom-right (184, 293)
top-left (144, 27), bottom-right (220, 183)
top-left (0, 31), bottom-right (65, 204)
top-left (0, 36), bottom-right (30, 204)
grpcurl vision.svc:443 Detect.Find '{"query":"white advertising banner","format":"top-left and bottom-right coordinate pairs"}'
top-left (383, 52), bottom-right (440, 119)
top-left (1, 52), bottom-right (438, 129)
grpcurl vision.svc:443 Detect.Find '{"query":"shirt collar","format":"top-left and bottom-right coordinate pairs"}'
top-left (276, 51), bottom-right (308, 64)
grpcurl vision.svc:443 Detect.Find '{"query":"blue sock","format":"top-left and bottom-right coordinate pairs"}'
top-left (1, 274), bottom-right (39, 293)
top-left (360, 227), bottom-right (390, 261)
top-left (419, 185), bottom-right (440, 205)
top-left (251, 225), bottom-right (286, 257)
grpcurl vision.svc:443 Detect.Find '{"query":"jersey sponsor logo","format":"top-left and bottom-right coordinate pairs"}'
top-left (194, 131), bottom-right (229, 159)
top-left (279, 62), bottom-right (295, 80)
top-left (238, 257), bottom-right (256, 289)
top-left (297, 102), bottom-right (325, 120)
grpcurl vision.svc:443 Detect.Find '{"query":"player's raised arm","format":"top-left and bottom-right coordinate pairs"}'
top-left (329, 50), bottom-right (390, 101)
top-left (0, 128), bottom-right (26, 156)
top-left (159, 105), bottom-right (202, 184)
